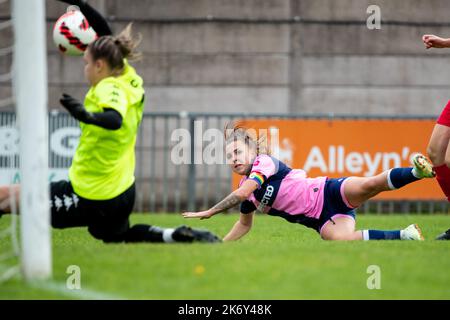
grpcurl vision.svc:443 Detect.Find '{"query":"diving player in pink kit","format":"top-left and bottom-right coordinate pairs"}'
top-left (182, 125), bottom-right (436, 241)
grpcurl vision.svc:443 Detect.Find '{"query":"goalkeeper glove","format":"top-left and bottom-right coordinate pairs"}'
top-left (60, 93), bottom-right (92, 123)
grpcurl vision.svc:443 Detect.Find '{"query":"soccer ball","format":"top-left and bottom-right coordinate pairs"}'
top-left (53, 7), bottom-right (98, 56)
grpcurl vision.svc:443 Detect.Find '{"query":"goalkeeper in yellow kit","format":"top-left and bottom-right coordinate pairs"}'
top-left (0, 0), bottom-right (220, 243)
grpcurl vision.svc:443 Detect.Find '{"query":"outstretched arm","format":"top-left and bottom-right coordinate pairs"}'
top-left (223, 212), bottom-right (254, 241)
top-left (422, 34), bottom-right (450, 49)
top-left (182, 180), bottom-right (259, 219)
top-left (60, 94), bottom-right (123, 130)
top-left (57, 0), bottom-right (113, 36)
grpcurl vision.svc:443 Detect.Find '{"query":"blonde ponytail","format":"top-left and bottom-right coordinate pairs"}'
top-left (88, 23), bottom-right (142, 72)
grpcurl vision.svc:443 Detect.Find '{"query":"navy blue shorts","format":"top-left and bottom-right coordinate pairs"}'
top-left (316, 178), bottom-right (356, 234)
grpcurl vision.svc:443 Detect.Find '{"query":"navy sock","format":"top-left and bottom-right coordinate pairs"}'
top-left (387, 167), bottom-right (419, 189)
top-left (363, 229), bottom-right (401, 240)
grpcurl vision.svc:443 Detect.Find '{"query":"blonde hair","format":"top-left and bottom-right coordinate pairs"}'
top-left (88, 23), bottom-right (142, 72)
top-left (224, 121), bottom-right (271, 156)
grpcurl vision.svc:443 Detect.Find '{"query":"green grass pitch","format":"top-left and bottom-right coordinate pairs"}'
top-left (1, 213), bottom-right (450, 299)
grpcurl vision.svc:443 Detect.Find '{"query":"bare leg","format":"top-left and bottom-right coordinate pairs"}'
top-left (341, 172), bottom-right (390, 208)
top-left (427, 124), bottom-right (450, 166)
top-left (427, 124), bottom-right (450, 201)
top-left (0, 184), bottom-right (20, 213)
top-left (320, 216), bottom-right (362, 240)
top-left (320, 213), bottom-right (421, 241)
top-left (342, 154), bottom-right (434, 208)
top-left (322, 166), bottom-right (428, 240)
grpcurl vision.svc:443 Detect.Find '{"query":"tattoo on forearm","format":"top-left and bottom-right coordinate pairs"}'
top-left (211, 194), bottom-right (242, 214)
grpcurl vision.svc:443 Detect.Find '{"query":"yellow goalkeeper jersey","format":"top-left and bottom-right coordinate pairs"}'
top-left (69, 60), bottom-right (144, 200)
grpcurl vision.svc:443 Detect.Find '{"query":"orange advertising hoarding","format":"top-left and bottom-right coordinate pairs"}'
top-left (232, 119), bottom-right (443, 200)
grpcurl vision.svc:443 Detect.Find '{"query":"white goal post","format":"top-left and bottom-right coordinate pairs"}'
top-left (12, 0), bottom-right (51, 280)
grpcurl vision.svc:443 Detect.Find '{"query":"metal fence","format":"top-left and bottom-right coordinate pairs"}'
top-left (0, 111), bottom-right (448, 214)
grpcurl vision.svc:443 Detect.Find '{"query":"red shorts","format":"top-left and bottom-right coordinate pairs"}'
top-left (437, 100), bottom-right (450, 127)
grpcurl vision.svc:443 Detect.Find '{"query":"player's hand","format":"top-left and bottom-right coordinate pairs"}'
top-left (422, 34), bottom-right (450, 49)
top-left (60, 93), bottom-right (89, 121)
top-left (182, 210), bottom-right (214, 220)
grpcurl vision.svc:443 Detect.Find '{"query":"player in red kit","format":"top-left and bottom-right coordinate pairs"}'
top-left (422, 34), bottom-right (450, 240)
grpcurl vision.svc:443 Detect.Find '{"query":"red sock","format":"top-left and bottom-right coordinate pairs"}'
top-left (434, 164), bottom-right (450, 201)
